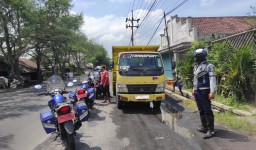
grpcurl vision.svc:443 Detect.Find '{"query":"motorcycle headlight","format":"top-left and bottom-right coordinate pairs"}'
top-left (155, 82), bottom-right (165, 93)
top-left (116, 82), bottom-right (128, 93)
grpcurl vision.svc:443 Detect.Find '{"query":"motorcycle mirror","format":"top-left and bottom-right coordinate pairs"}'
top-left (67, 82), bottom-right (74, 87)
top-left (34, 85), bottom-right (42, 89)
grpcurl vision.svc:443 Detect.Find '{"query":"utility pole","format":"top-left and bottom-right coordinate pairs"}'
top-left (126, 10), bottom-right (139, 46)
top-left (163, 12), bottom-right (174, 70)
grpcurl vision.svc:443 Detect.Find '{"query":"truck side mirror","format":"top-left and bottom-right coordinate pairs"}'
top-left (110, 60), bottom-right (114, 68)
top-left (171, 61), bottom-right (176, 69)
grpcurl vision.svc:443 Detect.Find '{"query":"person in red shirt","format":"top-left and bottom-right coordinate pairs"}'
top-left (101, 65), bottom-right (111, 103)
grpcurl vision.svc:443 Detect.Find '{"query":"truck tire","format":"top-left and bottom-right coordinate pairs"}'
top-left (153, 101), bottom-right (161, 109)
top-left (113, 84), bottom-right (116, 96)
top-left (117, 96), bottom-right (124, 109)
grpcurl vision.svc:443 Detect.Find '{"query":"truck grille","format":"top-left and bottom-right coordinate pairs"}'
top-left (127, 84), bottom-right (157, 94)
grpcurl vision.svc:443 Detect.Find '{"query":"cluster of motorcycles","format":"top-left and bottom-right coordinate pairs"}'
top-left (34, 69), bottom-right (104, 150)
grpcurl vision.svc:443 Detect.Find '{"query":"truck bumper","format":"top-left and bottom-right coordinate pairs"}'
top-left (118, 93), bottom-right (165, 102)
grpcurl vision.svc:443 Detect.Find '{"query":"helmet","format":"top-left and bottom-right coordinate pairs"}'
top-left (86, 63), bottom-right (93, 69)
top-left (193, 49), bottom-right (207, 63)
top-left (193, 49), bottom-right (207, 57)
top-left (94, 66), bottom-right (101, 71)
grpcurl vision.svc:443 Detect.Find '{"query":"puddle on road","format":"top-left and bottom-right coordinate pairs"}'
top-left (156, 103), bottom-right (197, 139)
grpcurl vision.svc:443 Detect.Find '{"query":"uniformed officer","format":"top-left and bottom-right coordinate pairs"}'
top-left (192, 49), bottom-right (217, 139)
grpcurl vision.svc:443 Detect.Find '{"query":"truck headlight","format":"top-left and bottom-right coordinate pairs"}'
top-left (155, 82), bottom-right (165, 93)
top-left (116, 82), bottom-right (128, 93)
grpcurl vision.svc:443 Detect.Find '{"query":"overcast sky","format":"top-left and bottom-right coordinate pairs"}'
top-left (71, 0), bottom-right (255, 57)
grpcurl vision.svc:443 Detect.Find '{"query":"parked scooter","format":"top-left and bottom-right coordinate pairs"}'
top-left (10, 78), bottom-right (24, 89)
top-left (35, 75), bottom-right (89, 150)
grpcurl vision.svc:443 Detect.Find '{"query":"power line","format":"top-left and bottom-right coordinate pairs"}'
top-left (132, 0), bottom-right (136, 10)
top-left (126, 10), bottom-right (140, 46)
top-left (126, 0), bottom-right (134, 18)
top-left (147, 17), bottom-right (164, 45)
top-left (134, 0), bottom-right (144, 20)
top-left (166, 0), bottom-right (189, 16)
top-left (134, 0), bottom-right (177, 37)
top-left (135, 16), bottom-right (163, 39)
top-left (135, 0), bottom-right (157, 32)
top-left (146, 0), bottom-right (190, 45)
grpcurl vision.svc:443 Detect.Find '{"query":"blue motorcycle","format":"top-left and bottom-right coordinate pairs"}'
top-left (35, 75), bottom-right (89, 150)
top-left (75, 75), bottom-right (96, 109)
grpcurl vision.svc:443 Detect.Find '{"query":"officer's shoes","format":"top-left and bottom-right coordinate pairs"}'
top-left (197, 126), bottom-right (207, 133)
top-left (203, 130), bottom-right (215, 139)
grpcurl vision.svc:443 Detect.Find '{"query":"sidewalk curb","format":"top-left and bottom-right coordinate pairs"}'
top-left (165, 88), bottom-right (254, 116)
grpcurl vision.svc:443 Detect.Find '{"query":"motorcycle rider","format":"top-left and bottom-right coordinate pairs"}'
top-left (192, 49), bottom-right (217, 139)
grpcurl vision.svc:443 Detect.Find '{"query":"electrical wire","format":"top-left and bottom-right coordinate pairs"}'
top-left (146, 0), bottom-right (190, 45)
top-left (147, 17), bottom-right (164, 45)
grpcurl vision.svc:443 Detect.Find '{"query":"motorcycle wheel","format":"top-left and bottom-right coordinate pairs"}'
top-left (66, 131), bottom-right (75, 150)
top-left (60, 124), bottom-right (75, 150)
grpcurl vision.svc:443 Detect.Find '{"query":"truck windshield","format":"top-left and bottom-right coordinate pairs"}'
top-left (118, 53), bottom-right (164, 76)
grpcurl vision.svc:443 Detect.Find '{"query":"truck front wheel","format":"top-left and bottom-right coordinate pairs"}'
top-left (117, 96), bottom-right (124, 109)
top-left (153, 101), bottom-right (161, 109)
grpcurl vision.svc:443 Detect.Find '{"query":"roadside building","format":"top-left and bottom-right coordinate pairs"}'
top-left (159, 15), bottom-right (256, 79)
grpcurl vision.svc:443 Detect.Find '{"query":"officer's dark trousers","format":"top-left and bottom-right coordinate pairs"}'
top-left (194, 89), bottom-right (214, 117)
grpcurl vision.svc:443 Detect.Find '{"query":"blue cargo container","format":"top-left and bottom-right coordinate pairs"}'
top-left (40, 109), bottom-right (56, 134)
top-left (76, 102), bottom-right (89, 122)
top-left (88, 88), bottom-right (95, 100)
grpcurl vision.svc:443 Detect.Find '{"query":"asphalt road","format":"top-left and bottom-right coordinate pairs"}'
top-left (1, 87), bottom-right (256, 150)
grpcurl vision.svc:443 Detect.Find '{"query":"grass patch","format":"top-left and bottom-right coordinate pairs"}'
top-left (214, 95), bottom-right (256, 112)
top-left (182, 100), bottom-right (198, 110)
top-left (183, 88), bottom-right (256, 112)
top-left (183, 88), bottom-right (193, 93)
top-left (214, 111), bottom-right (256, 136)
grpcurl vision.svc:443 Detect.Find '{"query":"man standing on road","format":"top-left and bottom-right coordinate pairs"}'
top-left (101, 65), bottom-right (111, 103)
top-left (192, 49), bottom-right (217, 139)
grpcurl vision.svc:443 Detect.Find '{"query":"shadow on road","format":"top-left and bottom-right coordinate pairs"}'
top-left (0, 134), bottom-right (14, 150)
top-left (0, 101), bottom-right (46, 121)
top-left (165, 94), bottom-right (186, 112)
top-left (88, 107), bottom-right (106, 122)
top-left (75, 133), bottom-right (102, 150)
top-left (215, 129), bottom-right (251, 142)
top-left (121, 102), bottom-right (162, 115)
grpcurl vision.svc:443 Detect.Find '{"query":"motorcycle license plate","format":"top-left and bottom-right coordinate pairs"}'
top-left (57, 113), bottom-right (75, 123)
top-left (77, 93), bottom-right (87, 100)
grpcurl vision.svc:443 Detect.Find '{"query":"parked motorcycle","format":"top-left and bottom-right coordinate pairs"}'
top-left (76, 75), bottom-right (96, 109)
top-left (94, 80), bottom-right (103, 99)
top-left (35, 75), bottom-right (89, 150)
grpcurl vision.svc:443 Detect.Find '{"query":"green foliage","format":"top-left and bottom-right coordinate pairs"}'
top-left (179, 41), bottom-right (207, 88)
top-left (209, 43), bottom-right (256, 101)
top-left (181, 40), bottom-right (256, 102)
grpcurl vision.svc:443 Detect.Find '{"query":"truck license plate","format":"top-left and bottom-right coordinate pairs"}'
top-left (135, 95), bottom-right (150, 100)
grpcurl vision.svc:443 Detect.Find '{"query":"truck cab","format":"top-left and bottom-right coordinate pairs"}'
top-left (111, 46), bottom-right (165, 109)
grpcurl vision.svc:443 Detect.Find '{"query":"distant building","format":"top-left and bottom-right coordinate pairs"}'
top-left (0, 57), bottom-right (43, 84)
top-left (159, 15), bottom-right (256, 79)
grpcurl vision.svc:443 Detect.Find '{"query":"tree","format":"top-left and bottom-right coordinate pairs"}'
top-left (28, 0), bottom-right (83, 79)
top-left (0, 0), bottom-right (33, 78)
